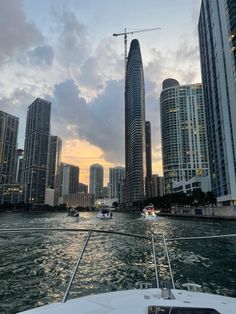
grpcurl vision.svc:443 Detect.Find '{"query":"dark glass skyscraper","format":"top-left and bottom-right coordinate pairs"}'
top-left (198, 0), bottom-right (236, 205)
top-left (46, 135), bottom-right (62, 205)
top-left (125, 39), bottom-right (146, 206)
top-left (0, 111), bottom-right (19, 184)
top-left (23, 98), bottom-right (51, 204)
top-left (145, 121), bottom-right (152, 199)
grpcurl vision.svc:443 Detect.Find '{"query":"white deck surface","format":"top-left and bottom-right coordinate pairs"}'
top-left (18, 288), bottom-right (236, 313)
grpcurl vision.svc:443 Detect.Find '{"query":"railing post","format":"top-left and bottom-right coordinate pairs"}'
top-left (62, 230), bottom-right (92, 303)
top-left (163, 233), bottom-right (175, 289)
top-left (151, 234), bottom-right (159, 288)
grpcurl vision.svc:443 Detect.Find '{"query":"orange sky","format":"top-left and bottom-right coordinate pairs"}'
top-left (61, 138), bottom-right (163, 186)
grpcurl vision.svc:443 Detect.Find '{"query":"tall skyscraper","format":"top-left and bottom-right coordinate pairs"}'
top-left (16, 149), bottom-right (24, 184)
top-left (23, 98), bottom-right (51, 204)
top-left (0, 111), bottom-right (19, 184)
top-left (61, 163), bottom-right (80, 196)
top-left (109, 166), bottom-right (125, 199)
top-left (89, 163), bottom-right (104, 200)
top-left (160, 79), bottom-right (209, 194)
top-left (46, 136), bottom-right (62, 205)
top-left (198, 0), bottom-right (236, 205)
top-left (125, 39), bottom-right (146, 206)
top-left (145, 121), bottom-right (152, 199)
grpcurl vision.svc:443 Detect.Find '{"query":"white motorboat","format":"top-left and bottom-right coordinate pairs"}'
top-left (1, 228), bottom-right (236, 314)
top-left (96, 209), bottom-right (113, 219)
top-left (142, 205), bottom-right (158, 220)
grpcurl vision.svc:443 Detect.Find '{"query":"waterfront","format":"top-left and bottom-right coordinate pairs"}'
top-left (0, 211), bottom-right (236, 314)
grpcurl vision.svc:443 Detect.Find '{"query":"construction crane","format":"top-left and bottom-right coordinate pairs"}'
top-left (113, 27), bottom-right (161, 74)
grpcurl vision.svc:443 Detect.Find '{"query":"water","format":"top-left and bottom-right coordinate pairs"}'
top-left (0, 211), bottom-right (236, 314)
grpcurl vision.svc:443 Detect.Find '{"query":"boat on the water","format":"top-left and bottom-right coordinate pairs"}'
top-left (1, 228), bottom-right (236, 313)
top-left (67, 207), bottom-right (80, 218)
top-left (96, 209), bottom-right (113, 219)
top-left (142, 204), bottom-right (158, 220)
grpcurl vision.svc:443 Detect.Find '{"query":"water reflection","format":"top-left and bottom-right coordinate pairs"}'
top-left (0, 212), bottom-right (236, 314)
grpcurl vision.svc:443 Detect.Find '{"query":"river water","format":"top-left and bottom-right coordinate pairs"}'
top-left (0, 211), bottom-right (236, 314)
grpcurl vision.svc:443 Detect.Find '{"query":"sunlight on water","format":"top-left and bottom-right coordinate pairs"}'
top-left (0, 211), bottom-right (236, 313)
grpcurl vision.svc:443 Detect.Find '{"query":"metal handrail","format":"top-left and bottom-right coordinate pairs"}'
top-left (1, 228), bottom-right (236, 241)
top-left (62, 230), bottom-right (92, 303)
top-left (163, 233), bottom-right (175, 289)
top-left (151, 234), bottom-right (159, 288)
top-left (0, 228), bottom-right (152, 240)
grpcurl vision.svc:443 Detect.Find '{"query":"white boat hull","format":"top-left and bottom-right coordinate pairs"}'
top-left (18, 288), bottom-right (236, 314)
top-left (96, 214), bottom-right (112, 219)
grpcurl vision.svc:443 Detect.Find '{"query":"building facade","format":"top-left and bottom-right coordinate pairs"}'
top-left (63, 192), bottom-right (94, 208)
top-left (125, 39), bottom-right (146, 206)
top-left (0, 184), bottom-right (24, 204)
top-left (89, 164), bottom-right (104, 200)
top-left (46, 136), bottom-right (62, 205)
top-left (109, 166), bottom-right (125, 199)
top-left (23, 98), bottom-right (51, 204)
top-left (145, 121), bottom-right (152, 199)
top-left (15, 149), bottom-right (24, 184)
top-left (61, 163), bottom-right (80, 197)
top-left (78, 182), bottom-right (88, 194)
top-left (173, 175), bottom-right (211, 195)
top-left (160, 79), bottom-right (209, 194)
top-left (0, 111), bottom-right (19, 184)
top-left (198, 0), bottom-right (236, 205)
top-left (150, 174), bottom-right (164, 198)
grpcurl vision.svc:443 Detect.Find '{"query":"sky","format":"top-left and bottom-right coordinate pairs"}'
top-left (0, 0), bottom-right (202, 185)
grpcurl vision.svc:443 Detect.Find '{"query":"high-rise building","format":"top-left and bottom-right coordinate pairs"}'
top-left (109, 166), bottom-right (125, 199)
top-left (0, 111), bottom-right (19, 184)
top-left (150, 174), bottom-right (164, 198)
top-left (61, 163), bottom-right (80, 197)
top-left (23, 98), bottom-right (51, 204)
top-left (89, 164), bottom-right (104, 199)
top-left (198, 0), bottom-right (236, 205)
top-left (78, 182), bottom-right (88, 194)
top-left (46, 136), bottom-right (62, 205)
top-left (160, 79), bottom-right (209, 194)
top-left (125, 39), bottom-right (146, 206)
top-left (46, 136), bottom-right (62, 188)
top-left (16, 149), bottom-right (24, 184)
top-left (145, 121), bottom-right (152, 199)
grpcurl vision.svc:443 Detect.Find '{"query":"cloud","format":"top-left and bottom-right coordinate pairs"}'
top-left (27, 46), bottom-right (55, 67)
top-left (51, 78), bottom-right (124, 164)
top-left (54, 11), bottom-right (90, 67)
top-left (0, 0), bottom-right (43, 65)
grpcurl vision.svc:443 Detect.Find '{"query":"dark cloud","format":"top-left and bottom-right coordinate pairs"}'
top-left (27, 46), bottom-right (55, 67)
top-left (0, 0), bottom-right (43, 65)
top-left (51, 79), bottom-right (124, 163)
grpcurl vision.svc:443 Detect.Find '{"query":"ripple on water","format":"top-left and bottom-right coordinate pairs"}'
top-left (0, 211), bottom-right (236, 314)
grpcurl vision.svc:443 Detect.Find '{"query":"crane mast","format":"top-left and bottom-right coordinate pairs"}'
top-left (113, 27), bottom-right (161, 75)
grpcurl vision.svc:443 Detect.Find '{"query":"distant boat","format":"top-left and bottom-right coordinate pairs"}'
top-left (67, 207), bottom-right (79, 218)
top-left (97, 209), bottom-right (113, 219)
top-left (141, 205), bottom-right (158, 220)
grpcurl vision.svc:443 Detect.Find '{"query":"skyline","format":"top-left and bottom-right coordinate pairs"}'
top-left (0, 0), bottom-right (202, 185)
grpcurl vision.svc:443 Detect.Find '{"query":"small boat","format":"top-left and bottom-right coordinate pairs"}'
top-left (67, 207), bottom-right (80, 218)
top-left (141, 204), bottom-right (158, 220)
top-left (96, 209), bottom-right (113, 219)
